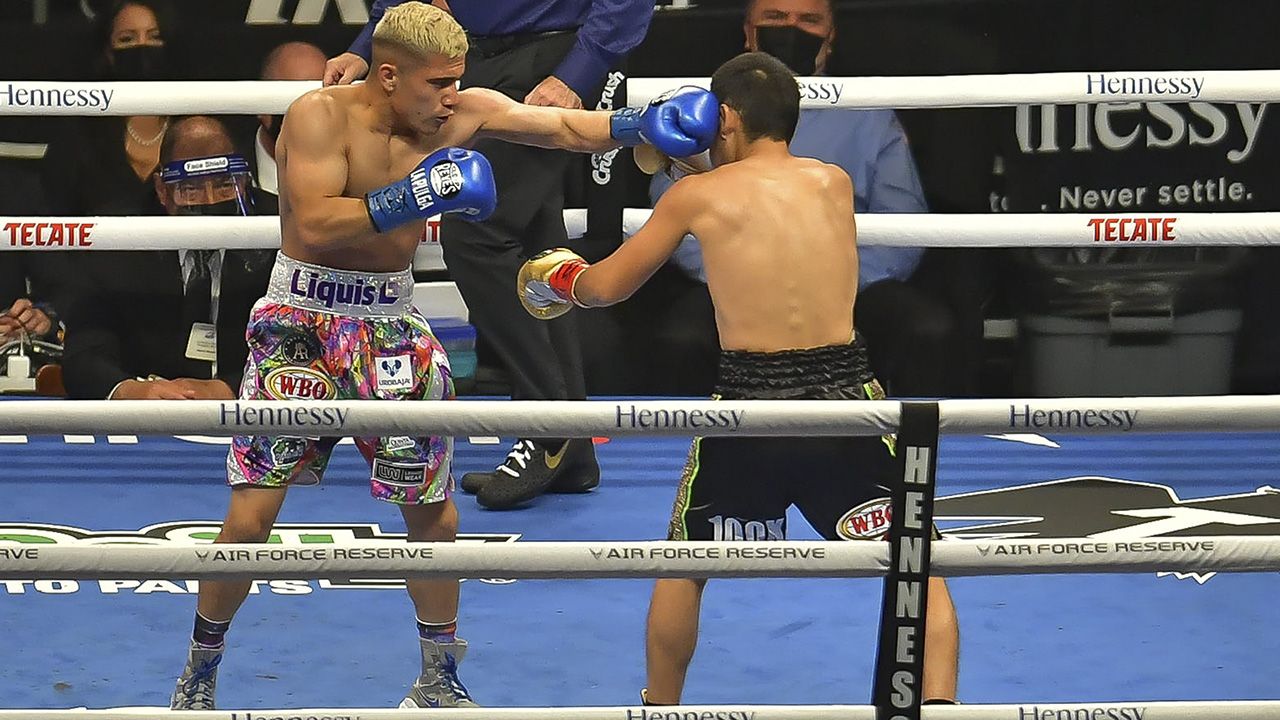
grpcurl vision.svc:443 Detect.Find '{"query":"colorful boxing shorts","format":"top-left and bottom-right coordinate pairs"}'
top-left (226, 253), bottom-right (454, 505)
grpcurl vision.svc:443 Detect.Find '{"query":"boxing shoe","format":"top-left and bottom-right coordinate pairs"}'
top-left (468, 438), bottom-right (600, 509)
top-left (461, 438), bottom-right (599, 494)
top-left (400, 637), bottom-right (477, 708)
top-left (170, 642), bottom-right (223, 710)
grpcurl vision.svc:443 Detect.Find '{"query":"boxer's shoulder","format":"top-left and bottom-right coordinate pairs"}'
top-left (452, 87), bottom-right (511, 122)
top-left (286, 87), bottom-right (356, 128)
top-left (289, 85), bottom-right (337, 111)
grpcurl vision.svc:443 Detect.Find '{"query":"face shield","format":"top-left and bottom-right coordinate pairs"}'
top-left (160, 153), bottom-right (254, 216)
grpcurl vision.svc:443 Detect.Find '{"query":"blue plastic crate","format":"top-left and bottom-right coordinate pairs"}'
top-left (428, 317), bottom-right (477, 380)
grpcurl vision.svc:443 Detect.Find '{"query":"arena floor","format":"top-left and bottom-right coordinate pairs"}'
top-left (2, 411), bottom-right (1278, 710)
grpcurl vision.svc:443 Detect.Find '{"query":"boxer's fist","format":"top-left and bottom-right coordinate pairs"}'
top-left (365, 147), bottom-right (497, 233)
top-left (517, 248), bottom-right (589, 320)
top-left (611, 86), bottom-right (718, 159)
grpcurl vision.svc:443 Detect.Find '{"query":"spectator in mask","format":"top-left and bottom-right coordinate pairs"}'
top-left (747, 0), bottom-right (832, 75)
top-left (41, 0), bottom-right (178, 216)
top-left (61, 116), bottom-right (275, 400)
top-left (650, 0), bottom-right (969, 398)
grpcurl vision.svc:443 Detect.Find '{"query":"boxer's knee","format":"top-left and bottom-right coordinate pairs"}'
top-left (401, 499), bottom-right (457, 542)
top-left (216, 513), bottom-right (276, 544)
top-left (216, 487), bottom-right (286, 543)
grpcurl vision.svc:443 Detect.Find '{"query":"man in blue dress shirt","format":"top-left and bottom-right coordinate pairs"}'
top-left (651, 0), bottom-right (965, 398)
top-left (328, 0), bottom-right (655, 508)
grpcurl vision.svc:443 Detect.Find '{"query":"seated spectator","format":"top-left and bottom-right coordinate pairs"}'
top-left (0, 159), bottom-right (67, 346)
top-left (648, 0), bottom-right (968, 398)
top-left (61, 116), bottom-right (275, 400)
top-left (249, 41), bottom-right (327, 213)
top-left (1, 266), bottom-right (58, 343)
top-left (41, 0), bottom-right (179, 216)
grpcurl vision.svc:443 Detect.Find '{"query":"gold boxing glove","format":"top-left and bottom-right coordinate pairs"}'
top-left (517, 248), bottom-right (590, 320)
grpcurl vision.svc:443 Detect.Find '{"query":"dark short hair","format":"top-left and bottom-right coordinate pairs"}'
top-left (709, 52), bottom-right (800, 143)
top-left (95, 0), bottom-right (178, 51)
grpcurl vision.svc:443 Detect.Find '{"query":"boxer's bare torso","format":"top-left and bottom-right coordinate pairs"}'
top-left (578, 144), bottom-right (858, 353)
top-left (690, 152), bottom-right (857, 352)
top-left (277, 49), bottom-right (591, 274)
top-left (277, 88), bottom-right (447, 272)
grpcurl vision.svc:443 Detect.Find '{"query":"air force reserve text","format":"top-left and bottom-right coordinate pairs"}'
top-left (197, 546), bottom-right (433, 562)
top-left (976, 540), bottom-right (1214, 557)
top-left (615, 405), bottom-right (743, 432)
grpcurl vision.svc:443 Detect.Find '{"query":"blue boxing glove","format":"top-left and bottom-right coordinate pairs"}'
top-left (610, 86), bottom-right (718, 158)
top-left (365, 147), bottom-right (497, 233)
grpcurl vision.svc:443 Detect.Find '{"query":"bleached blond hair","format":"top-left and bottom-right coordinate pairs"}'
top-left (372, 2), bottom-right (468, 61)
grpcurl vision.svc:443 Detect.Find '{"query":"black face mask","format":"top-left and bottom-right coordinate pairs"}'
top-left (174, 198), bottom-right (249, 217)
top-left (110, 45), bottom-right (168, 81)
top-left (754, 25), bottom-right (825, 76)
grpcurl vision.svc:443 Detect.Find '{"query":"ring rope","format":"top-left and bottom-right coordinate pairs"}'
top-left (4, 397), bottom-right (1280, 437)
top-left (0, 398), bottom-right (901, 437)
top-left (1, 701), bottom-right (1278, 719)
top-left (2, 70), bottom-right (1277, 116)
top-left (3, 212), bottom-right (1276, 251)
top-left (0, 537), bottom-right (1274, 580)
top-left (0, 213), bottom-right (587, 250)
top-left (628, 70), bottom-right (1280, 108)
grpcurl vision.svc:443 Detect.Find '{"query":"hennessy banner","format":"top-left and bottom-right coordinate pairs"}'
top-left (1001, 97), bottom-right (1277, 214)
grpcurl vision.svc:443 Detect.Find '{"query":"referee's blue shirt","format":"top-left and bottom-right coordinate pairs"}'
top-left (350, 0), bottom-right (654, 101)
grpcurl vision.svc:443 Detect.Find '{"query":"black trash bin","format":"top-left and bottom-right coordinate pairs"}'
top-left (1011, 246), bottom-right (1250, 397)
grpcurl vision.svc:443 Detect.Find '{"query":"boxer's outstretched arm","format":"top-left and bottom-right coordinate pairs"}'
top-left (575, 178), bottom-right (700, 306)
top-left (466, 87), bottom-right (617, 153)
top-left (280, 93), bottom-right (380, 250)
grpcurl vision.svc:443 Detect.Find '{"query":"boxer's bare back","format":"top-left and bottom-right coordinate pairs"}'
top-left (575, 144), bottom-right (859, 353)
top-left (687, 152), bottom-right (858, 352)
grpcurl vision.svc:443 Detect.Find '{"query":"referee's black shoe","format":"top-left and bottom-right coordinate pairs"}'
top-left (467, 438), bottom-right (599, 509)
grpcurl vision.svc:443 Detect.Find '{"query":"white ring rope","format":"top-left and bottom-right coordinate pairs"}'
top-left (0, 80), bottom-right (318, 116)
top-left (0, 537), bottom-right (1275, 580)
top-left (3, 703), bottom-right (1280, 720)
top-left (4, 211), bottom-right (1278, 251)
top-left (4, 396), bottom-right (1280, 437)
top-left (629, 70), bottom-right (1280, 109)
top-left (2, 70), bottom-right (1278, 116)
top-left (0, 213), bottom-right (583, 250)
top-left (0, 399), bottom-right (901, 437)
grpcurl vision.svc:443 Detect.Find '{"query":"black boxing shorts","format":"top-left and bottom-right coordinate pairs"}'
top-left (665, 337), bottom-right (937, 543)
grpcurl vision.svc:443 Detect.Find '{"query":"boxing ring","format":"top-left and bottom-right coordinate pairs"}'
top-left (3, 70), bottom-right (1280, 717)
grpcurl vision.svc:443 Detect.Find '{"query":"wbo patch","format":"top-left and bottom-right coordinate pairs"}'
top-left (264, 366), bottom-right (336, 400)
top-left (837, 497), bottom-right (893, 540)
top-left (279, 332), bottom-right (322, 365)
top-left (375, 354), bottom-right (414, 392)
